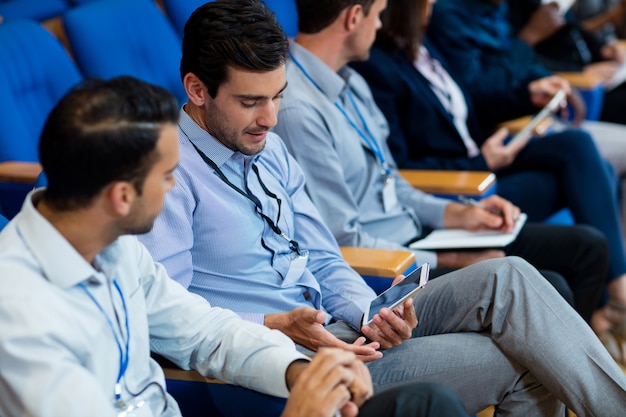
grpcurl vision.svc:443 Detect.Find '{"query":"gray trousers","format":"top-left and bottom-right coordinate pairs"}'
top-left (327, 257), bottom-right (626, 417)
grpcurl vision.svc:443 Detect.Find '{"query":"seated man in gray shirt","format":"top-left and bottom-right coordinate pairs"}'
top-left (139, 1), bottom-right (626, 416)
top-left (272, 0), bottom-right (609, 325)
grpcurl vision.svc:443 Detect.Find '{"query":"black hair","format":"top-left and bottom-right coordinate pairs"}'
top-left (296, 0), bottom-right (376, 34)
top-left (180, 0), bottom-right (288, 98)
top-left (375, 0), bottom-right (426, 62)
top-left (39, 76), bottom-right (180, 210)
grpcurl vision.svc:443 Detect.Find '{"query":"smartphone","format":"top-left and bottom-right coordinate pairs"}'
top-left (507, 89), bottom-right (566, 146)
top-left (362, 263), bottom-right (430, 327)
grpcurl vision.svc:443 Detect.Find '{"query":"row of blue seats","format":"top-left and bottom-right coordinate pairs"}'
top-left (0, 0), bottom-right (298, 217)
top-left (0, 0), bottom-right (298, 36)
top-left (1, 0), bottom-right (296, 164)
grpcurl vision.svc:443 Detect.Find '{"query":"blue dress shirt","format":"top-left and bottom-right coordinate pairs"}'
top-left (139, 110), bottom-right (376, 330)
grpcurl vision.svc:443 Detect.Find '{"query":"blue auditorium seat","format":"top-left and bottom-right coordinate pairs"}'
top-left (162, 0), bottom-right (298, 39)
top-left (63, 0), bottom-right (187, 105)
top-left (0, 0), bottom-right (67, 21)
top-left (0, 19), bottom-right (81, 217)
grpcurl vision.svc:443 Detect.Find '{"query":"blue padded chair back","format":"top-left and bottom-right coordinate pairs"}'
top-left (162, 0), bottom-right (297, 38)
top-left (264, 0), bottom-right (298, 38)
top-left (0, 0), bottom-right (67, 21)
top-left (0, 213), bottom-right (8, 231)
top-left (63, 0), bottom-right (187, 105)
top-left (34, 171), bottom-right (48, 188)
top-left (161, 0), bottom-right (208, 37)
top-left (0, 19), bottom-right (82, 162)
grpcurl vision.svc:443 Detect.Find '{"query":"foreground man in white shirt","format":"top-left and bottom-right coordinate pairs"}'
top-left (0, 76), bottom-right (467, 417)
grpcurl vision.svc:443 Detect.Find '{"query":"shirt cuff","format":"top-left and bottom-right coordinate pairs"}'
top-left (237, 312), bottom-right (265, 325)
top-left (263, 353), bottom-right (311, 398)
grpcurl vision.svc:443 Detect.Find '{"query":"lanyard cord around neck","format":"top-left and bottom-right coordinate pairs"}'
top-left (79, 279), bottom-right (130, 404)
top-left (191, 142), bottom-right (302, 256)
top-left (288, 50), bottom-right (391, 175)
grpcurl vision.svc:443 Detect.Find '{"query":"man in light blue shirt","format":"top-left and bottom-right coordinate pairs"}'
top-left (0, 75), bottom-right (475, 417)
top-left (139, 1), bottom-right (626, 415)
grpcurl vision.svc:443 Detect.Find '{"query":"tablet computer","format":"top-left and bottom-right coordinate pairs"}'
top-left (507, 89), bottom-right (566, 146)
top-left (362, 263), bottom-right (430, 327)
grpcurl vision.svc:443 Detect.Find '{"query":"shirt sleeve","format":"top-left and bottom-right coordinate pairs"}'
top-left (269, 140), bottom-right (378, 328)
top-left (136, 241), bottom-right (309, 398)
top-left (427, 2), bottom-right (551, 114)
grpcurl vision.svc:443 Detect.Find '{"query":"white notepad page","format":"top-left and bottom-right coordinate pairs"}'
top-left (409, 213), bottom-right (528, 250)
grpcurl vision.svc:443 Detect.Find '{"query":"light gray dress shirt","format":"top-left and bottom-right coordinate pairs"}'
top-left (274, 43), bottom-right (450, 267)
top-left (0, 190), bottom-right (306, 417)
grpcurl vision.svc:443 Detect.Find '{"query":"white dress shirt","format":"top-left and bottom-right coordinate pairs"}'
top-left (0, 190), bottom-right (306, 417)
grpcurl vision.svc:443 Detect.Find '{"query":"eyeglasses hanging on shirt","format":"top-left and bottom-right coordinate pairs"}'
top-left (190, 141), bottom-right (303, 256)
top-left (289, 50), bottom-right (399, 213)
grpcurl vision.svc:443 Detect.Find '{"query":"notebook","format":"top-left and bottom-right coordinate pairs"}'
top-left (409, 213), bottom-right (527, 250)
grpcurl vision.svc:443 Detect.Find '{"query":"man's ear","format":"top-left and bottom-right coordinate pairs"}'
top-left (183, 73), bottom-right (208, 107)
top-left (107, 181), bottom-right (137, 217)
top-left (343, 4), bottom-right (364, 32)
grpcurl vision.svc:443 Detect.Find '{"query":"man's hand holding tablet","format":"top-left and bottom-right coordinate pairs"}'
top-left (360, 264), bottom-right (429, 349)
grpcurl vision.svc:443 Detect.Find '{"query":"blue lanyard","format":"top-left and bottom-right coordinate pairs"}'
top-left (80, 279), bottom-right (130, 402)
top-left (289, 50), bottom-right (391, 175)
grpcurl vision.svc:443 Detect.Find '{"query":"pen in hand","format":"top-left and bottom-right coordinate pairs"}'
top-left (457, 195), bottom-right (504, 217)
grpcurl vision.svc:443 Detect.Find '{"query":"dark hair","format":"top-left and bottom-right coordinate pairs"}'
top-left (296, 0), bottom-right (376, 34)
top-left (39, 76), bottom-right (180, 211)
top-left (180, 0), bottom-right (288, 98)
top-left (376, 0), bottom-right (426, 62)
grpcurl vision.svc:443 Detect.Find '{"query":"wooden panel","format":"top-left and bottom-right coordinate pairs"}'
top-left (498, 115), bottom-right (554, 136)
top-left (340, 247), bottom-right (415, 278)
top-left (0, 162), bottom-right (42, 184)
top-left (42, 16), bottom-right (72, 57)
top-left (399, 170), bottom-right (496, 196)
top-left (162, 367), bottom-right (225, 384)
top-left (556, 72), bottom-right (602, 89)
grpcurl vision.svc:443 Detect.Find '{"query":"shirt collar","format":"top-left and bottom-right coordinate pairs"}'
top-left (15, 189), bottom-right (121, 288)
top-left (289, 42), bottom-right (355, 103)
top-left (178, 106), bottom-right (260, 168)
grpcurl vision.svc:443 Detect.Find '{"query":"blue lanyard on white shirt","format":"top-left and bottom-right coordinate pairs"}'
top-left (79, 279), bottom-right (130, 404)
top-left (289, 50), bottom-right (391, 175)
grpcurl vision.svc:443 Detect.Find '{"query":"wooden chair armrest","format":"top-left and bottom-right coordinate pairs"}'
top-left (0, 161), bottom-right (42, 184)
top-left (555, 72), bottom-right (603, 89)
top-left (163, 368), bottom-right (225, 384)
top-left (152, 353), bottom-right (224, 384)
top-left (398, 170), bottom-right (496, 196)
top-left (340, 246), bottom-right (415, 278)
top-left (497, 115), bottom-right (554, 136)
